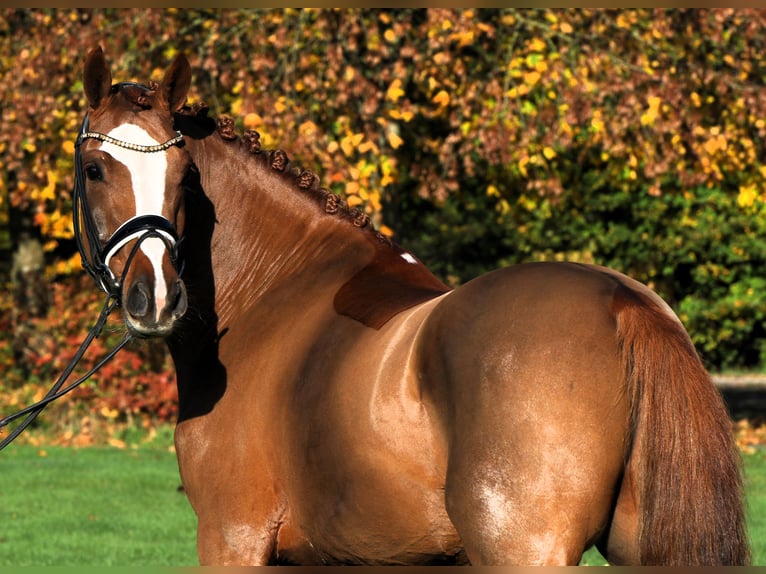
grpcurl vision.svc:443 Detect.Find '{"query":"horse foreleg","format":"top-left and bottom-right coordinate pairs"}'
top-left (175, 419), bottom-right (285, 566)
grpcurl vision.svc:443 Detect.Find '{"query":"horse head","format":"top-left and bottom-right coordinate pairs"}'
top-left (76, 46), bottom-right (192, 337)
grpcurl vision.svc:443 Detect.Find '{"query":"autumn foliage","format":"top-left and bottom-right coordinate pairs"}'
top-left (2, 9), bottom-right (766, 443)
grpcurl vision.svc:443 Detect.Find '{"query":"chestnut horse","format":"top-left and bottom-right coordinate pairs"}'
top-left (74, 47), bottom-right (750, 566)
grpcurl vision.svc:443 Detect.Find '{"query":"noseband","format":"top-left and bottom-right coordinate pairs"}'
top-left (73, 87), bottom-right (185, 301)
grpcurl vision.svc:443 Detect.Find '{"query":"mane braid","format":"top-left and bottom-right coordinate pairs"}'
top-left (207, 112), bottom-right (392, 246)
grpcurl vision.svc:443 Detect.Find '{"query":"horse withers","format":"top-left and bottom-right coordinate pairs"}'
top-left (73, 46), bottom-right (750, 566)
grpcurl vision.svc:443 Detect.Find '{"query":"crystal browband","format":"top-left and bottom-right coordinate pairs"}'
top-left (76, 130), bottom-right (184, 152)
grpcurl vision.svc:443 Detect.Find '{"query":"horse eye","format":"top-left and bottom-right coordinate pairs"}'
top-left (84, 164), bottom-right (103, 181)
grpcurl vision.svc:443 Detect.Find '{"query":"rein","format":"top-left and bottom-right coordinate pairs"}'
top-left (0, 93), bottom-right (185, 450)
top-left (0, 295), bottom-right (130, 450)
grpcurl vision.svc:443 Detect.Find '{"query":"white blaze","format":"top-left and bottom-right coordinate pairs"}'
top-left (100, 124), bottom-right (169, 318)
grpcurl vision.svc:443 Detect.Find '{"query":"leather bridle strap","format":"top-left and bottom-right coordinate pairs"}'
top-left (73, 107), bottom-right (185, 300)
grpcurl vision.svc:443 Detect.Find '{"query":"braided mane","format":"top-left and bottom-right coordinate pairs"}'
top-left (174, 99), bottom-right (451, 329)
top-left (176, 101), bottom-right (393, 246)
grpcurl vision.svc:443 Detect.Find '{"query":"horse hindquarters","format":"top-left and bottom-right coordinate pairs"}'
top-left (418, 264), bottom-right (632, 565)
top-left (606, 284), bottom-right (750, 566)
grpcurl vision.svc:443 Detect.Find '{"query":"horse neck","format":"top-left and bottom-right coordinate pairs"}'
top-left (181, 131), bottom-right (376, 328)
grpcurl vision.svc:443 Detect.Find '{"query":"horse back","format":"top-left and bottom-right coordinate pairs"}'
top-left (418, 261), bottom-right (631, 419)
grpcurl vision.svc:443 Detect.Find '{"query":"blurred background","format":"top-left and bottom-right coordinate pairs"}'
top-left (1, 8), bottom-right (766, 445)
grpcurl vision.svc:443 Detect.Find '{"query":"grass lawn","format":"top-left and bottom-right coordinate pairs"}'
top-left (0, 444), bottom-right (764, 566)
top-left (0, 443), bottom-right (197, 566)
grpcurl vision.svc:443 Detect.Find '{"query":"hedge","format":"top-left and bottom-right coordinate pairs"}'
top-left (2, 8), bottom-right (766, 369)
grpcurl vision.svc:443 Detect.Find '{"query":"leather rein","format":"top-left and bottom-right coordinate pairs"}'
top-left (0, 91), bottom-right (185, 450)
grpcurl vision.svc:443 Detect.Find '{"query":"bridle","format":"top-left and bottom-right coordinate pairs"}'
top-left (73, 85), bottom-right (185, 299)
top-left (0, 83), bottom-right (186, 450)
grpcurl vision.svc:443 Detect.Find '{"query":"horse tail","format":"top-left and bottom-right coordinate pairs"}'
top-left (612, 283), bottom-right (750, 565)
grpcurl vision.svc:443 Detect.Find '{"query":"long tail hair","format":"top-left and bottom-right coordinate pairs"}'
top-left (613, 283), bottom-right (750, 565)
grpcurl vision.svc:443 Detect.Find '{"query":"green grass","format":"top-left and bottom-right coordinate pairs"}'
top-left (0, 445), bottom-right (764, 566)
top-left (746, 452), bottom-right (766, 564)
top-left (0, 443), bottom-right (197, 566)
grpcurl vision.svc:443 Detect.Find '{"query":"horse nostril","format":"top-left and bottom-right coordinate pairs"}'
top-left (126, 281), bottom-right (151, 319)
top-left (169, 280), bottom-right (188, 319)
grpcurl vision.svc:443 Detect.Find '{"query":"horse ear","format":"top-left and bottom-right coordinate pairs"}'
top-left (83, 46), bottom-right (112, 110)
top-left (161, 53), bottom-right (191, 112)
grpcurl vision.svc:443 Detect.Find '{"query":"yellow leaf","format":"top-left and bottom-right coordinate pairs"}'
top-left (386, 78), bottom-right (405, 103)
top-left (737, 184), bottom-right (758, 209)
top-left (346, 194), bottom-right (364, 207)
top-left (703, 134), bottom-right (727, 156)
top-left (616, 13), bottom-right (631, 29)
top-left (345, 180), bottom-right (360, 196)
top-left (389, 109), bottom-right (414, 122)
top-left (341, 137), bottom-right (354, 157)
top-left (450, 30), bottom-right (474, 47)
top-left (358, 140), bottom-right (378, 154)
top-left (387, 130), bottom-right (404, 149)
top-left (244, 113), bottom-right (263, 129)
top-left (299, 120), bottom-right (318, 137)
top-left (62, 140), bottom-right (75, 155)
top-left (528, 37), bottom-right (546, 52)
top-left (591, 114), bottom-right (604, 134)
top-left (40, 170), bottom-right (57, 201)
top-left (340, 133), bottom-right (363, 157)
top-left (384, 29), bottom-right (396, 43)
top-left (378, 224), bottom-right (394, 237)
top-left (523, 71), bottom-right (541, 87)
top-left (432, 90), bottom-right (450, 107)
top-left (691, 92), bottom-right (702, 108)
top-left (542, 146), bottom-right (557, 160)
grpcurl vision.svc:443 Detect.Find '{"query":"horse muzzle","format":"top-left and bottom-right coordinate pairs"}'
top-left (101, 216), bottom-right (188, 338)
top-left (124, 272), bottom-right (188, 337)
